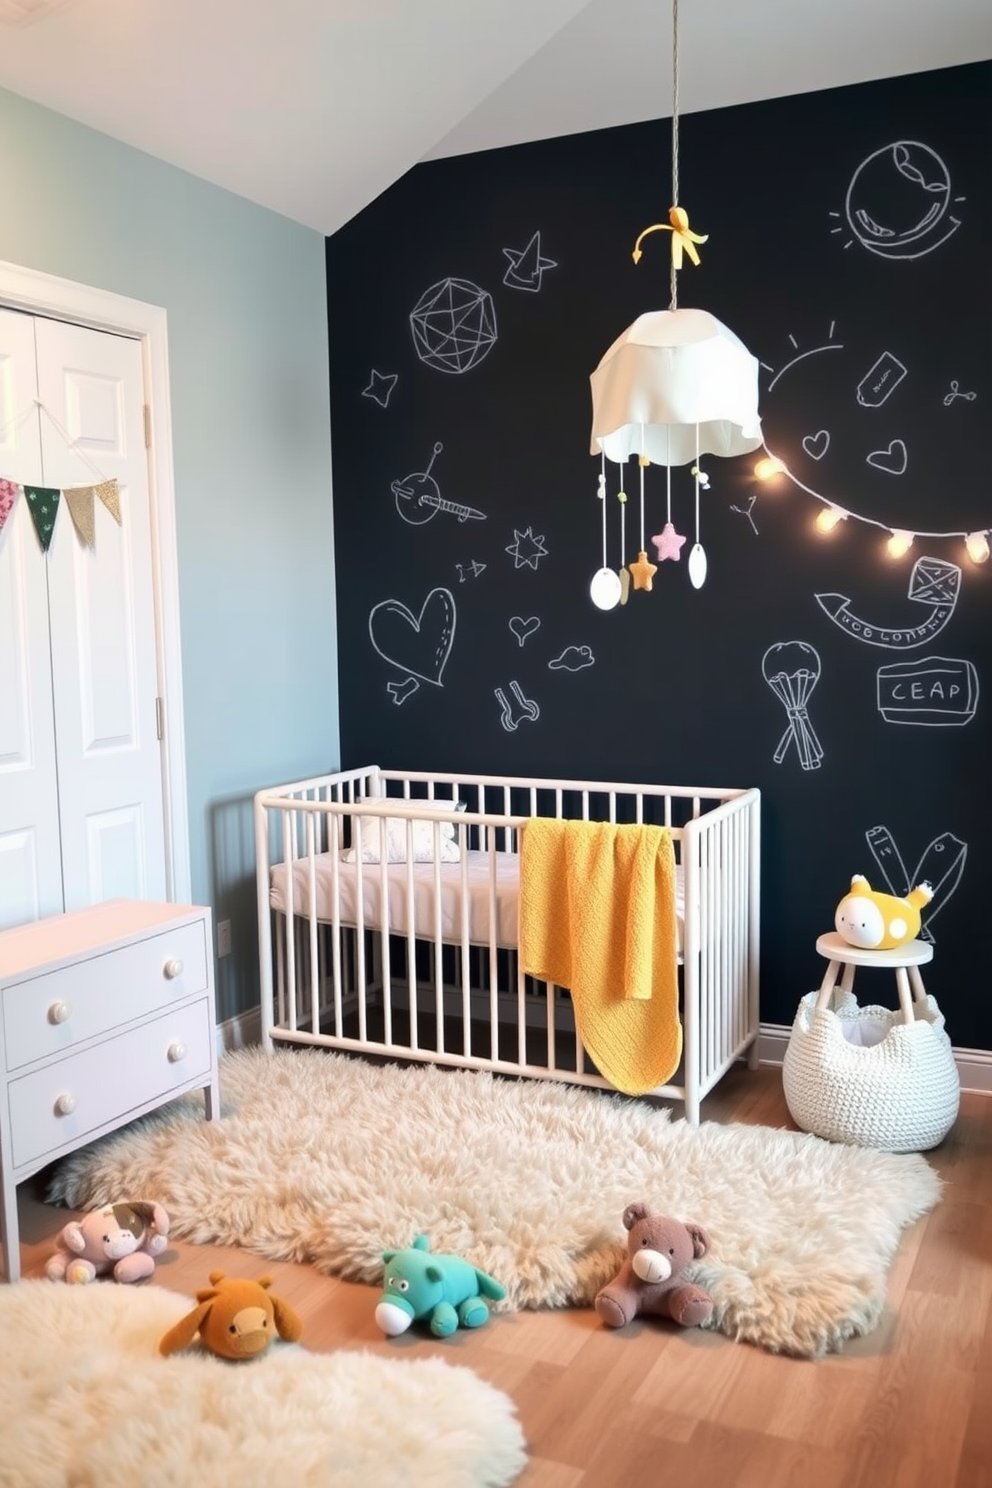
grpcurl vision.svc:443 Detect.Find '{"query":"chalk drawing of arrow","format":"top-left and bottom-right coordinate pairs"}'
top-left (817, 556), bottom-right (961, 650)
top-left (815, 593), bottom-right (956, 649)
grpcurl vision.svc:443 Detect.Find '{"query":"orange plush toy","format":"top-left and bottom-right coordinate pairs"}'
top-left (158, 1272), bottom-right (303, 1361)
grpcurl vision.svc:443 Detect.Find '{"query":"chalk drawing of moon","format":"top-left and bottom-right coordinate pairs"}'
top-left (842, 141), bottom-right (962, 260)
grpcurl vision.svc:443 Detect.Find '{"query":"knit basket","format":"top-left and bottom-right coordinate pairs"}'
top-left (782, 983), bottom-right (960, 1152)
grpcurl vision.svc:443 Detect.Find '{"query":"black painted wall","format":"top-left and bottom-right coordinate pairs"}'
top-left (326, 61), bottom-right (992, 1048)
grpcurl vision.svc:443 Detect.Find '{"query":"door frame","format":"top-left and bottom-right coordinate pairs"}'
top-left (0, 259), bottom-right (190, 903)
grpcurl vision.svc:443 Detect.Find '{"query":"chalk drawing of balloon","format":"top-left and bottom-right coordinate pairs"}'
top-left (829, 141), bottom-right (964, 261)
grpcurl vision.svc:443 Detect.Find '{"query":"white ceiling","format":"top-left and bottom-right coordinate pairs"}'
top-left (0, 0), bottom-right (989, 236)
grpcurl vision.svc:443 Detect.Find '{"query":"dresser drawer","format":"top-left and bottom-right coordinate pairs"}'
top-left (7, 998), bottom-right (212, 1170)
top-left (2, 918), bottom-right (208, 1072)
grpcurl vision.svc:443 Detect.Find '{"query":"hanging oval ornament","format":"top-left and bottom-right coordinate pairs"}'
top-left (590, 566), bottom-right (622, 610)
top-left (687, 542), bottom-right (708, 589)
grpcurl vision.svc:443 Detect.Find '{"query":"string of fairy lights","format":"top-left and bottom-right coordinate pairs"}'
top-left (753, 451), bottom-right (991, 565)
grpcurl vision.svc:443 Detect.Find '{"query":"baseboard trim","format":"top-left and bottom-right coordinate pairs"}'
top-left (216, 1007), bottom-right (262, 1055)
top-left (216, 1009), bottom-right (991, 1094)
top-left (758, 1021), bottom-right (992, 1094)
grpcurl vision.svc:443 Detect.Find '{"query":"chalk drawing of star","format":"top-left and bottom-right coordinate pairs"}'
top-left (505, 526), bottom-right (548, 570)
top-left (502, 231), bottom-right (557, 292)
top-left (362, 369), bottom-right (398, 408)
top-left (651, 521), bottom-right (687, 562)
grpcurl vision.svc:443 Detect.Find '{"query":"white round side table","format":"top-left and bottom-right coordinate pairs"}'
top-left (814, 931), bottom-right (934, 1022)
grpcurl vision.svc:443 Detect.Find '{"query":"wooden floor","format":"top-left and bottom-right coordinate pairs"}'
top-left (13, 1063), bottom-right (992, 1488)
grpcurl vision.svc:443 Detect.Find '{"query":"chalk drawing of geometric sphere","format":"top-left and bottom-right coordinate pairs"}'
top-left (410, 278), bottom-right (498, 374)
top-left (844, 141), bottom-right (959, 260)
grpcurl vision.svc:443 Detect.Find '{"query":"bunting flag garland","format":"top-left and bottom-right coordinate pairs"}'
top-left (23, 486), bottom-right (62, 553)
top-left (0, 474), bottom-right (120, 553)
top-left (0, 478), bottom-right (17, 537)
top-left (64, 485), bottom-right (97, 548)
top-left (0, 397), bottom-right (122, 553)
top-left (95, 478), bottom-right (122, 525)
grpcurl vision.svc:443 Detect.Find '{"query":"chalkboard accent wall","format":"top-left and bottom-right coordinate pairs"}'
top-left (326, 61), bottom-right (992, 1049)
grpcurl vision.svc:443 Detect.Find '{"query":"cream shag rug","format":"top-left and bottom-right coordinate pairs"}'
top-left (0, 1282), bottom-right (526, 1488)
top-left (48, 1048), bottom-right (942, 1359)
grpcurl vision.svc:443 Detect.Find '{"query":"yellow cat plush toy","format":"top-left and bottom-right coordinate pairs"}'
top-left (834, 874), bottom-right (933, 950)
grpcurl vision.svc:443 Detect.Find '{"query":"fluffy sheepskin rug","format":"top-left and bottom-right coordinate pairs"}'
top-left (48, 1047), bottom-right (942, 1358)
top-left (0, 1282), bottom-right (527, 1488)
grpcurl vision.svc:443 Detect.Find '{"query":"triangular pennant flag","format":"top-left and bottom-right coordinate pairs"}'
top-left (23, 486), bottom-right (61, 552)
top-left (0, 478), bottom-right (19, 537)
top-left (95, 478), bottom-right (121, 524)
top-left (64, 485), bottom-right (97, 548)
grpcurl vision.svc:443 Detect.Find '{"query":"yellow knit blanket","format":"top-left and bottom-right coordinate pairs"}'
top-left (518, 818), bottom-right (681, 1096)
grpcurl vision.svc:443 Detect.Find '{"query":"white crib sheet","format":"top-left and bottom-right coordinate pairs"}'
top-left (270, 850), bottom-right (686, 956)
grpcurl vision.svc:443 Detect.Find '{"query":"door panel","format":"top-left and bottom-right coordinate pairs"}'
top-left (35, 317), bottom-right (166, 910)
top-left (0, 308), bottom-right (63, 926)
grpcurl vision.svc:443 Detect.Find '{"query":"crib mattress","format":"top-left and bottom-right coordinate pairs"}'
top-left (269, 851), bottom-right (686, 955)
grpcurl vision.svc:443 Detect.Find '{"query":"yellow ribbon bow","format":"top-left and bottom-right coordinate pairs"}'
top-left (632, 206), bottom-right (709, 271)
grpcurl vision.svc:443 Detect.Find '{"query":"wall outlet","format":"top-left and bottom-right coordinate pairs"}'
top-left (217, 919), bottom-right (232, 958)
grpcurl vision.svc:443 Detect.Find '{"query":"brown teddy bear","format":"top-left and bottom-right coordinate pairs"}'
top-left (595, 1203), bottom-right (714, 1329)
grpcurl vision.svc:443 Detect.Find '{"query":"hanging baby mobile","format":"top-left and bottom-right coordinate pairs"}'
top-left (0, 399), bottom-right (121, 552)
top-left (587, 0), bottom-right (762, 609)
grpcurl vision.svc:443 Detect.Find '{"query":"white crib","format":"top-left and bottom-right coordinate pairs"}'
top-left (254, 765), bottom-right (761, 1123)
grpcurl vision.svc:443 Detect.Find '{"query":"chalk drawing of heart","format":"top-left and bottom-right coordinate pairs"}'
top-left (867, 439), bottom-right (908, 475)
top-left (368, 587), bottom-right (456, 686)
top-left (509, 615), bottom-right (540, 646)
top-left (802, 429), bottom-right (830, 461)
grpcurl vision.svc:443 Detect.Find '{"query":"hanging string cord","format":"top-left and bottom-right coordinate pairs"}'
top-left (670, 0), bottom-right (680, 312)
top-left (37, 400), bottom-right (108, 483)
top-left (600, 453), bottom-right (607, 568)
top-left (666, 427), bottom-right (672, 522)
top-left (639, 425), bottom-right (646, 549)
top-left (694, 423), bottom-right (701, 540)
top-left (0, 402), bottom-right (41, 445)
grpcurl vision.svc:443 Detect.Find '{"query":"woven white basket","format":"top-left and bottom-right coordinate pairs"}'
top-left (782, 985), bottom-right (960, 1152)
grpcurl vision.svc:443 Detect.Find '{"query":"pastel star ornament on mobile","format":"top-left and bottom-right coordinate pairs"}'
top-left (651, 522), bottom-right (687, 562)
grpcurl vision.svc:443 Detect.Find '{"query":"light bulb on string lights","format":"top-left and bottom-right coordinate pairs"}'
top-left (965, 531), bottom-right (990, 564)
top-left (815, 505), bottom-right (847, 534)
top-left (886, 529), bottom-right (915, 559)
top-left (754, 455), bottom-right (787, 482)
top-left (587, 0), bottom-right (762, 601)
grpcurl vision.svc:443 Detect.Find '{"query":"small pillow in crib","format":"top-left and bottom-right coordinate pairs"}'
top-left (341, 814), bottom-right (461, 864)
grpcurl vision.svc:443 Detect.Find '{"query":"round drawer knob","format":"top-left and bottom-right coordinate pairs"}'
top-left (163, 958), bottom-right (184, 980)
top-left (48, 1001), bottom-right (73, 1025)
top-left (167, 1041), bottom-right (187, 1063)
top-left (54, 1092), bottom-right (77, 1117)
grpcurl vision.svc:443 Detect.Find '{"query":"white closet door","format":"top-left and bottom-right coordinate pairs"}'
top-left (0, 308), bottom-right (63, 927)
top-left (35, 317), bottom-right (167, 910)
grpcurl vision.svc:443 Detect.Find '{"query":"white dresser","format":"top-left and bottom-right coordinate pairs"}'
top-left (0, 899), bottom-right (220, 1282)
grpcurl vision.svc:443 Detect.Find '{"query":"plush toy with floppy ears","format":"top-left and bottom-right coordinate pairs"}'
top-left (159, 1272), bottom-right (303, 1361)
top-left (835, 874), bottom-right (933, 951)
top-left (45, 1201), bottom-right (170, 1284)
top-left (375, 1235), bottom-right (506, 1338)
top-left (595, 1204), bottom-right (714, 1330)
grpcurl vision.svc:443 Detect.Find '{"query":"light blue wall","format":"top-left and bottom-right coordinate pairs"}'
top-left (0, 87), bottom-right (338, 1019)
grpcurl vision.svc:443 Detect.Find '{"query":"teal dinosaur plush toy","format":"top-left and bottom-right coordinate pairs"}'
top-left (374, 1235), bottom-right (506, 1338)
